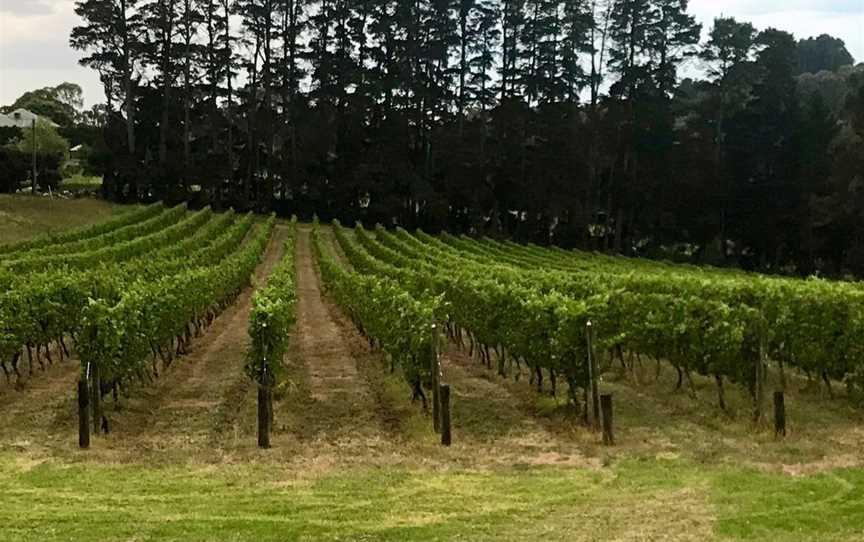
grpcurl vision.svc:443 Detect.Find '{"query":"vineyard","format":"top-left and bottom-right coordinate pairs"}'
top-left (1, 201), bottom-right (864, 541)
top-left (323, 220), bottom-right (864, 424)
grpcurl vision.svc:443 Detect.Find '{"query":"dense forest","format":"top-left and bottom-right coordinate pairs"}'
top-left (56, 0), bottom-right (863, 274)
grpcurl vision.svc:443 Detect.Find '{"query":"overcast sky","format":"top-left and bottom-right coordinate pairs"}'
top-left (0, 0), bottom-right (862, 108)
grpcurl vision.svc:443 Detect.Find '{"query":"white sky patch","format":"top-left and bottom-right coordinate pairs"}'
top-left (689, 0), bottom-right (864, 59)
top-left (0, 0), bottom-right (861, 108)
top-left (0, 0), bottom-right (102, 108)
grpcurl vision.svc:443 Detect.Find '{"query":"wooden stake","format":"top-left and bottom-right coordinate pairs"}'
top-left (440, 384), bottom-right (451, 446)
top-left (258, 362), bottom-right (271, 449)
top-left (774, 391), bottom-right (786, 438)
top-left (78, 378), bottom-right (90, 450)
top-left (601, 393), bottom-right (614, 446)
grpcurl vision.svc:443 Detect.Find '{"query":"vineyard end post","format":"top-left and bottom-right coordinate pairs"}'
top-left (774, 391), bottom-right (786, 438)
top-left (601, 393), bottom-right (614, 446)
top-left (258, 362), bottom-right (271, 449)
top-left (78, 378), bottom-right (90, 450)
top-left (440, 383), bottom-right (452, 446)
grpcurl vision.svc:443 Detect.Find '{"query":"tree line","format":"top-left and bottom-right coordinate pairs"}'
top-left (67, 0), bottom-right (863, 275)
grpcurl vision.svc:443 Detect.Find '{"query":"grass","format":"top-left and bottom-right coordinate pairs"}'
top-left (0, 193), bottom-right (127, 246)
top-left (1, 215), bottom-right (863, 540)
top-left (0, 455), bottom-right (862, 541)
top-left (60, 174), bottom-right (103, 193)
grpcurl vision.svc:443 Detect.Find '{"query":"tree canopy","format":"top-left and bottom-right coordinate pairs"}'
top-left (3, 83), bottom-right (84, 127)
top-left (66, 0), bottom-right (864, 276)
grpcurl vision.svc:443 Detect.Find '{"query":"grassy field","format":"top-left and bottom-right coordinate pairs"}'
top-left (0, 194), bottom-right (126, 246)
top-left (1, 204), bottom-right (863, 541)
top-left (2, 454), bottom-right (862, 542)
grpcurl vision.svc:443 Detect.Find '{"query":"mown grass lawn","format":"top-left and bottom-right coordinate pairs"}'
top-left (1, 455), bottom-right (862, 541)
top-left (0, 194), bottom-right (128, 246)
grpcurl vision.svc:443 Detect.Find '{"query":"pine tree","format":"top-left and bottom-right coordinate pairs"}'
top-left (141, 0), bottom-right (181, 166)
top-left (561, 0), bottom-right (592, 103)
top-left (467, 0), bottom-right (500, 112)
top-left (650, 0), bottom-right (701, 96)
top-left (501, 0), bottom-right (526, 100)
top-left (71, 0), bottom-right (144, 156)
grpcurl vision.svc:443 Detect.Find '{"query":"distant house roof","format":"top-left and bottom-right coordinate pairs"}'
top-left (0, 109), bottom-right (59, 128)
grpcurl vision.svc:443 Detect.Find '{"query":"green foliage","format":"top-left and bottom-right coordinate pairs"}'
top-left (0, 203), bottom-right (192, 273)
top-left (2, 455), bottom-right (862, 541)
top-left (797, 34), bottom-right (855, 75)
top-left (3, 83), bottom-right (82, 127)
top-left (314, 222), bottom-right (442, 400)
top-left (246, 218), bottom-right (298, 386)
top-left (13, 119), bottom-right (70, 158)
top-left (332, 221), bottom-right (864, 412)
top-left (77, 215), bottom-right (276, 382)
top-left (0, 209), bottom-right (254, 381)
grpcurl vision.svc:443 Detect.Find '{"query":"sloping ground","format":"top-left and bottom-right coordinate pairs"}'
top-left (0, 195), bottom-right (128, 246)
top-left (90, 225), bottom-right (289, 460)
top-left (0, 216), bottom-right (863, 540)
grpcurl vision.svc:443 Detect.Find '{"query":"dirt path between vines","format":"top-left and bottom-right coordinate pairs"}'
top-left (305, 226), bottom-right (593, 469)
top-left (0, 348), bottom-right (80, 453)
top-left (85, 226), bottom-right (288, 460)
top-left (271, 228), bottom-right (390, 460)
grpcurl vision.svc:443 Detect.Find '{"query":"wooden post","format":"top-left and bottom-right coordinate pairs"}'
top-left (440, 383), bottom-right (451, 446)
top-left (774, 391), bottom-right (786, 438)
top-left (601, 394), bottom-right (614, 446)
top-left (431, 324), bottom-right (441, 434)
top-left (78, 378), bottom-right (90, 449)
top-left (587, 321), bottom-right (601, 431)
top-left (258, 362), bottom-right (271, 449)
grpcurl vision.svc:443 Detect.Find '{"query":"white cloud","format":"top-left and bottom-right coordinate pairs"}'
top-left (0, 0), bottom-right (102, 107)
top-left (689, 0), bottom-right (864, 62)
top-left (0, 0), bottom-right (57, 17)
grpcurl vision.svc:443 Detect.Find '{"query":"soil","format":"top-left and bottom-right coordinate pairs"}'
top-left (2, 223), bottom-right (860, 476)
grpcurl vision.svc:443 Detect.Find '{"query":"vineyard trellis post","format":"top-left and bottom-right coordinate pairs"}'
top-left (258, 359), bottom-right (271, 449)
top-left (587, 321), bottom-right (601, 431)
top-left (440, 383), bottom-right (452, 446)
top-left (78, 364), bottom-right (90, 450)
top-left (774, 391), bottom-right (786, 438)
top-left (601, 394), bottom-right (614, 445)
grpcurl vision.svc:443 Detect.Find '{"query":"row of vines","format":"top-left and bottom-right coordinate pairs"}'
top-left (0, 202), bottom-right (278, 446)
top-left (331, 221), bottom-right (864, 422)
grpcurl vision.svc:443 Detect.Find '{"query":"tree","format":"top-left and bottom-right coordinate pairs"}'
top-left (3, 83), bottom-right (84, 126)
top-left (726, 28), bottom-right (799, 268)
top-left (11, 120), bottom-right (70, 191)
top-left (650, 0), bottom-right (701, 96)
top-left (797, 34), bottom-right (855, 75)
top-left (699, 17), bottom-right (758, 259)
top-left (72, 0), bottom-right (143, 157)
top-left (467, 0), bottom-right (501, 112)
top-left (501, 0), bottom-right (526, 100)
top-left (64, 0), bottom-right (855, 275)
top-left (700, 16), bottom-right (756, 82)
top-left (15, 120), bottom-right (71, 157)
